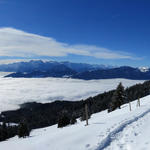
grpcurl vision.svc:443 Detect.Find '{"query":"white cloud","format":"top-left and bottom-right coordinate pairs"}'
top-left (0, 27), bottom-right (137, 60)
top-left (0, 76), bottom-right (145, 112)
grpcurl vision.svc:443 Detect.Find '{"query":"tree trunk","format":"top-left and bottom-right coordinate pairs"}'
top-left (138, 97), bottom-right (140, 107)
top-left (85, 103), bottom-right (88, 126)
top-left (129, 101), bottom-right (131, 111)
top-left (137, 97), bottom-right (140, 107)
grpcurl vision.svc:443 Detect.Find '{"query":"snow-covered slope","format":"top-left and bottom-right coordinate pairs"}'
top-left (1, 95), bottom-right (150, 150)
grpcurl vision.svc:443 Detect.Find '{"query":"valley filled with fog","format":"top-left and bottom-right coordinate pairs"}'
top-left (0, 73), bottom-right (145, 112)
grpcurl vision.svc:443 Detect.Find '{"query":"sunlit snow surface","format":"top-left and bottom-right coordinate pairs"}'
top-left (0, 72), bottom-right (145, 112)
top-left (1, 93), bottom-right (150, 150)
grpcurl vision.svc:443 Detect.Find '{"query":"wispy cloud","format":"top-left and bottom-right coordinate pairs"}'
top-left (0, 27), bottom-right (138, 61)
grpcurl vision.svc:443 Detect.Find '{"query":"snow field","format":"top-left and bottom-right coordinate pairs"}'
top-left (1, 94), bottom-right (150, 149)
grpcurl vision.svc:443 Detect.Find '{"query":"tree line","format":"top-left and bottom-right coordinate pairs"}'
top-left (0, 120), bottom-right (30, 141)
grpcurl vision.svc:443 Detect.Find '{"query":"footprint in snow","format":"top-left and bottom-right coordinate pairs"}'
top-left (134, 133), bottom-right (138, 136)
top-left (130, 140), bottom-right (134, 143)
top-left (145, 142), bottom-right (149, 145)
top-left (85, 144), bottom-right (90, 148)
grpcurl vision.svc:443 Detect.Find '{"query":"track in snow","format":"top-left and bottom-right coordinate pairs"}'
top-left (96, 107), bottom-right (150, 150)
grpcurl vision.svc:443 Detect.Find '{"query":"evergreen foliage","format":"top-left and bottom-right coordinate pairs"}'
top-left (108, 82), bottom-right (126, 112)
top-left (1, 122), bottom-right (8, 140)
top-left (70, 116), bottom-right (77, 125)
top-left (18, 120), bottom-right (30, 138)
top-left (57, 110), bottom-right (70, 128)
top-left (0, 122), bottom-right (18, 141)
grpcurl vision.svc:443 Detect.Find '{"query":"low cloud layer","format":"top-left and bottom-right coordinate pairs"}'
top-left (0, 75), bottom-right (145, 112)
top-left (0, 27), bottom-right (137, 61)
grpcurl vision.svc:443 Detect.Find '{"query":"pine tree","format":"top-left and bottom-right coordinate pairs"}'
top-left (18, 121), bottom-right (30, 138)
top-left (57, 110), bottom-right (70, 128)
top-left (70, 116), bottom-right (77, 125)
top-left (1, 122), bottom-right (8, 140)
top-left (108, 82), bottom-right (125, 112)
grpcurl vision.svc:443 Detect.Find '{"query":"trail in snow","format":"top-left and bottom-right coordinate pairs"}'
top-left (96, 107), bottom-right (150, 150)
top-left (105, 112), bottom-right (150, 150)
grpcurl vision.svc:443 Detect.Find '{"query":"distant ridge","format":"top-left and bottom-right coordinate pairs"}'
top-left (0, 60), bottom-right (112, 73)
top-left (2, 60), bottom-right (150, 80)
top-left (72, 66), bottom-right (150, 80)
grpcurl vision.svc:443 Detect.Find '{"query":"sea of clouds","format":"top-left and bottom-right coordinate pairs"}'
top-left (0, 74), bottom-right (145, 112)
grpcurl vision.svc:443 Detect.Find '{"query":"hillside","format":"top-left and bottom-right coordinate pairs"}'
top-left (0, 95), bottom-right (150, 150)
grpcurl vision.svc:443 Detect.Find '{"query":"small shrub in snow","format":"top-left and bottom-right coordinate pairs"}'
top-left (18, 120), bottom-right (30, 138)
top-left (57, 111), bottom-right (70, 128)
top-left (70, 116), bottom-right (77, 125)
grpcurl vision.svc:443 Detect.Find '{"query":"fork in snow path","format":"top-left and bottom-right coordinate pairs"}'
top-left (96, 107), bottom-right (150, 150)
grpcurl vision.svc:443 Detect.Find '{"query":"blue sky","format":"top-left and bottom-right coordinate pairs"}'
top-left (0, 0), bottom-right (149, 66)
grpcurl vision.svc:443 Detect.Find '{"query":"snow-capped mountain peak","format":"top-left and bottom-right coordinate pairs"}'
top-left (139, 67), bottom-right (150, 72)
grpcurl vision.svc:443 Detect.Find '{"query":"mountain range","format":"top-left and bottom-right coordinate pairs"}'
top-left (2, 60), bottom-right (150, 80)
top-left (0, 60), bottom-right (112, 73)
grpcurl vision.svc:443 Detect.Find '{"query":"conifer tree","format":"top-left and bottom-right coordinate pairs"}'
top-left (70, 115), bottom-right (77, 125)
top-left (57, 110), bottom-right (70, 128)
top-left (1, 122), bottom-right (8, 140)
top-left (108, 82), bottom-right (125, 112)
top-left (18, 120), bottom-right (30, 138)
